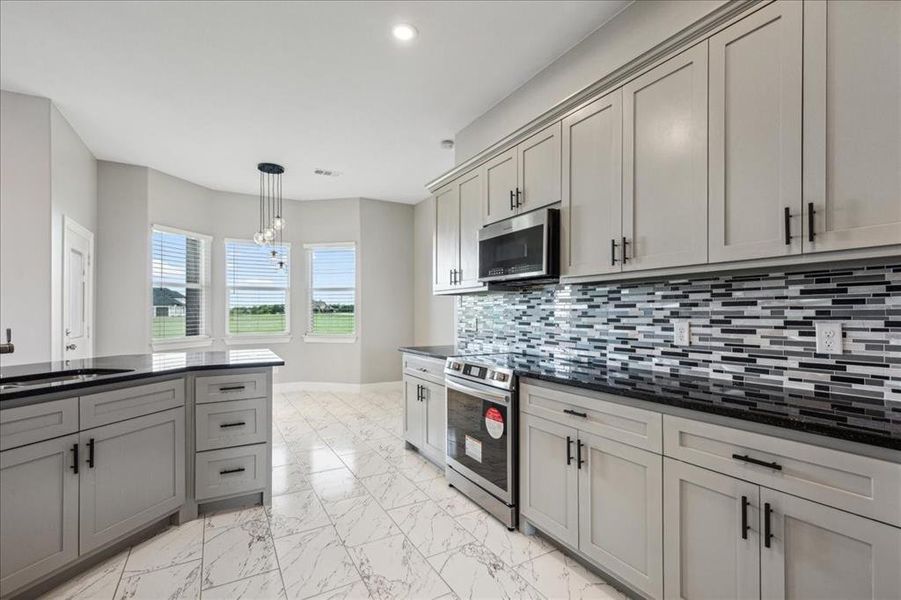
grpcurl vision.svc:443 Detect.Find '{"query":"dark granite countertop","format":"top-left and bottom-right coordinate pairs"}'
top-left (460, 353), bottom-right (901, 451)
top-left (0, 349), bottom-right (284, 403)
top-left (398, 345), bottom-right (470, 360)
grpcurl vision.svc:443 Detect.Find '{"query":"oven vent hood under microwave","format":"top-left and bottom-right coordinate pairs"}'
top-left (478, 207), bottom-right (560, 284)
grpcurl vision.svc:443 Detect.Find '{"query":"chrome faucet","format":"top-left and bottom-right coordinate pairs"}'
top-left (0, 328), bottom-right (14, 354)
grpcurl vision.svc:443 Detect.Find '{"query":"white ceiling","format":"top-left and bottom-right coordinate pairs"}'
top-left (0, 1), bottom-right (628, 203)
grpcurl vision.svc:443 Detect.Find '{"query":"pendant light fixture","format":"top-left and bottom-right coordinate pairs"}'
top-left (254, 162), bottom-right (287, 270)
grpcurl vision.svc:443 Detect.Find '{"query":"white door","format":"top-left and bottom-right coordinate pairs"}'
top-left (578, 431), bottom-right (663, 599)
top-left (760, 487), bottom-right (901, 600)
top-left (433, 183), bottom-right (459, 293)
top-left (663, 458), bottom-right (760, 600)
top-left (457, 169), bottom-right (483, 289)
top-left (403, 377), bottom-right (425, 448)
top-left (421, 380), bottom-right (446, 467)
top-left (803, 0), bottom-right (901, 251)
top-left (517, 122), bottom-right (561, 213)
top-left (519, 413), bottom-right (579, 547)
top-left (482, 148), bottom-right (518, 224)
top-left (63, 217), bottom-right (94, 360)
top-left (622, 43), bottom-right (708, 272)
top-left (708, 1), bottom-right (803, 262)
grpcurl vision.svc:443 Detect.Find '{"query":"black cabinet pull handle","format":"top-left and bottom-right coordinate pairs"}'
top-left (784, 207), bottom-right (792, 245)
top-left (764, 502), bottom-right (773, 548)
top-left (515, 187), bottom-right (522, 207)
top-left (807, 202), bottom-right (815, 242)
top-left (732, 453), bottom-right (782, 471)
top-left (449, 269), bottom-right (454, 285)
top-left (220, 467), bottom-right (246, 475)
top-left (621, 237), bottom-right (629, 263)
top-left (610, 239), bottom-right (618, 265)
top-left (220, 421), bottom-right (246, 428)
top-left (71, 443), bottom-right (79, 474)
top-left (510, 190), bottom-right (515, 211)
top-left (87, 438), bottom-right (95, 468)
top-left (577, 439), bottom-right (585, 469)
top-left (563, 408), bottom-right (588, 418)
top-left (566, 436), bottom-right (573, 465)
top-left (219, 385), bottom-right (245, 392)
top-left (740, 495), bottom-right (749, 540)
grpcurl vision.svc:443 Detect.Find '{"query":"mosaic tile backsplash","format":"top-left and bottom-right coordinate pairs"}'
top-left (457, 262), bottom-right (901, 404)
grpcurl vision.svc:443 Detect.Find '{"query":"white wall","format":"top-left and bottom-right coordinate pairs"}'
top-left (359, 198), bottom-right (415, 382)
top-left (454, 0), bottom-right (727, 162)
top-left (50, 104), bottom-right (98, 360)
top-left (0, 91), bottom-right (52, 365)
top-left (412, 196), bottom-right (454, 345)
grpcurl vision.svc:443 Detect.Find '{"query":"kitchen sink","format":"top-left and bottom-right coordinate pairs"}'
top-left (0, 368), bottom-right (135, 388)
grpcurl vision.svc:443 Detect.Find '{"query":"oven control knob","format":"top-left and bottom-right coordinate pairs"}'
top-left (449, 362), bottom-right (461, 371)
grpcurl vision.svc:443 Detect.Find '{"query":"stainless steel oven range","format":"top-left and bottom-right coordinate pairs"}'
top-left (444, 354), bottom-right (518, 530)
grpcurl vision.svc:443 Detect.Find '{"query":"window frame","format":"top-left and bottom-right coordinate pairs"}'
top-left (223, 238), bottom-right (293, 345)
top-left (150, 224), bottom-right (213, 350)
top-left (304, 242), bottom-right (358, 343)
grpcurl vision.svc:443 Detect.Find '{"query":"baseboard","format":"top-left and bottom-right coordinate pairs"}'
top-left (275, 380), bottom-right (402, 393)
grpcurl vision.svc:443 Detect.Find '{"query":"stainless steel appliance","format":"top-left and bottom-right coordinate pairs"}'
top-left (478, 207), bottom-right (559, 283)
top-left (444, 355), bottom-right (518, 530)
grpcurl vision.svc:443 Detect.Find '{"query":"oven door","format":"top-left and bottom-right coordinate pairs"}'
top-left (445, 376), bottom-right (515, 503)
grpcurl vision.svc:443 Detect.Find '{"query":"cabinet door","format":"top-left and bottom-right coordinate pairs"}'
top-left (403, 377), bottom-right (425, 448)
top-left (517, 122), bottom-right (561, 213)
top-left (482, 148), bottom-right (518, 224)
top-left (421, 381), bottom-right (446, 466)
top-left (709, 1), bottom-right (803, 262)
top-left (79, 408), bottom-right (185, 554)
top-left (519, 413), bottom-right (579, 547)
top-left (663, 458), bottom-right (759, 600)
top-left (760, 488), bottom-right (901, 600)
top-left (457, 169), bottom-right (483, 289)
top-left (0, 434), bottom-right (79, 595)
top-left (578, 431), bottom-right (663, 599)
top-left (561, 89), bottom-right (623, 278)
top-left (623, 43), bottom-right (708, 271)
top-left (433, 183), bottom-right (459, 292)
top-left (803, 0), bottom-right (901, 251)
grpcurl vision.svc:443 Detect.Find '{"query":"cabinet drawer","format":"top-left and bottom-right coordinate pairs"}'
top-left (663, 415), bottom-right (901, 526)
top-left (80, 379), bottom-right (185, 430)
top-left (0, 397), bottom-right (79, 451)
top-left (521, 382), bottom-right (662, 453)
top-left (196, 397), bottom-right (268, 451)
top-left (195, 372), bottom-right (267, 404)
top-left (403, 354), bottom-right (446, 381)
top-left (195, 444), bottom-right (268, 501)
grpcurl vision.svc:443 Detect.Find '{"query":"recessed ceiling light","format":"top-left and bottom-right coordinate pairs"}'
top-left (392, 23), bottom-right (418, 42)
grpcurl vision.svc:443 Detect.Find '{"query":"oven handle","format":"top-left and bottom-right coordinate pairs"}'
top-left (444, 377), bottom-right (512, 406)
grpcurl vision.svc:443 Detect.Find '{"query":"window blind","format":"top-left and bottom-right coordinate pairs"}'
top-left (308, 244), bottom-right (356, 336)
top-left (151, 227), bottom-right (209, 340)
top-left (226, 240), bottom-right (290, 335)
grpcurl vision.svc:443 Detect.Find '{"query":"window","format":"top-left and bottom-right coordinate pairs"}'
top-left (151, 225), bottom-right (211, 343)
top-left (226, 240), bottom-right (290, 337)
top-left (306, 243), bottom-right (356, 339)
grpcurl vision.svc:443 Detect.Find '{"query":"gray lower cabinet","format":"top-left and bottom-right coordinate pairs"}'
top-left (79, 408), bottom-right (185, 554)
top-left (403, 375), bottom-right (445, 466)
top-left (195, 444), bottom-right (268, 501)
top-left (0, 434), bottom-right (79, 595)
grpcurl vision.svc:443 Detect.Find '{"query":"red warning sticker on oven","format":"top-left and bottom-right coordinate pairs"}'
top-left (485, 407), bottom-right (504, 439)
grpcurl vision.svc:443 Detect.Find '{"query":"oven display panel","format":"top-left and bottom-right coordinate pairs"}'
top-left (463, 365), bottom-right (486, 379)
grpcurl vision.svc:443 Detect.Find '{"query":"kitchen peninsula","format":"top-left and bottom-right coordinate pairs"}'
top-left (0, 349), bottom-right (283, 598)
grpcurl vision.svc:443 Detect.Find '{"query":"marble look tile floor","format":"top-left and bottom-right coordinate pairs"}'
top-left (40, 387), bottom-right (627, 600)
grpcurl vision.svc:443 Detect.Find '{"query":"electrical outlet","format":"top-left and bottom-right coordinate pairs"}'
top-left (674, 320), bottom-right (691, 346)
top-left (815, 322), bottom-right (842, 355)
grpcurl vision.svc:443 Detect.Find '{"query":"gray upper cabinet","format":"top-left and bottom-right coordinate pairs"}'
top-left (803, 0), bottom-right (901, 252)
top-left (622, 43), bottom-right (708, 272)
top-left (708, 1), bottom-right (803, 262)
top-left (759, 487), bottom-right (901, 600)
top-left (519, 413), bottom-right (579, 548)
top-left (561, 89), bottom-right (623, 278)
top-left (663, 458), bottom-right (760, 600)
top-left (517, 122), bottom-right (561, 213)
top-left (79, 408), bottom-right (185, 554)
top-left (0, 434), bottom-right (79, 595)
top-left (578, 431), bottom-right (662, 599)
top-left (482, 148), bottom-right (518, 224)
top-left (457, 169), bottom-right (482, 289)
top-left (433, 182), bottom-right (459, 293)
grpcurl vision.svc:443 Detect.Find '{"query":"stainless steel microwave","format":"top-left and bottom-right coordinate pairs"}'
top-left (478, 207), bottom-right (559, 283)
